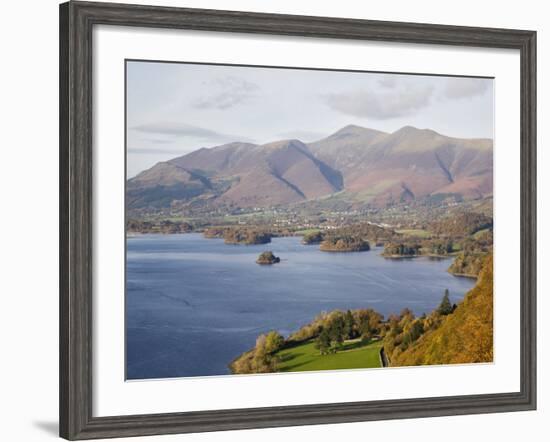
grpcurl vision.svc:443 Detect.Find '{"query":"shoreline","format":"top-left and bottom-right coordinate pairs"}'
top-left (382, 253), bottom-right (455, 260)
top-left (448, 271), bottom-right (478, 279)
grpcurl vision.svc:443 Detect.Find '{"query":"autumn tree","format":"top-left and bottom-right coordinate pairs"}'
top-left (265, 330), bottom-right (284, 354)
top-left (252, 334), bottom-right (269, 372)
top-left (252, 333), bottom-right (279, 373)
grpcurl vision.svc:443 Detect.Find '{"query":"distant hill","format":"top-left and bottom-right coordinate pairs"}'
top-left (391, 254), bottom-right (493, 366)
top-left (127, 125), bottom-right (493, 212)
top-left (311, 125), bottom-right (492, 205)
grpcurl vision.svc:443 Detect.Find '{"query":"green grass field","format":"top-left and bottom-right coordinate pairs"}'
top-left (275, 339), bottom-right (382, 373)
top-left (396, 228), bottom-right (432, 238)
top-left (295, 228), bottom-right (322, 235)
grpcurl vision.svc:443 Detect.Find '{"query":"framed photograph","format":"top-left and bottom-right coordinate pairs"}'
top-left (59, 1), bottom-right (536, 439)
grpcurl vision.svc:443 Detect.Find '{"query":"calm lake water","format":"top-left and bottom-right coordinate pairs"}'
top-left (126, 233), bottom-right (475, 380)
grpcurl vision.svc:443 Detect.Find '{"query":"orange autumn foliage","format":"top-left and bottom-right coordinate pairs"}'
top-left (391, 254), bottom-right (493, 366)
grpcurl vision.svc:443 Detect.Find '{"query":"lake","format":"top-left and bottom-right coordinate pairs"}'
top-left (126, 233), bottom-right (475, 380)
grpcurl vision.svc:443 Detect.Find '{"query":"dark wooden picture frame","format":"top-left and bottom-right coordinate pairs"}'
top-left (59, 1), bottom-right (537, 439)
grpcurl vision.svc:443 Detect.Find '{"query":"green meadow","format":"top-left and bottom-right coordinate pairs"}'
top-left (275, 339), bottom-right (383, 373)
top-left (395, 228), bottom-right (432, 238)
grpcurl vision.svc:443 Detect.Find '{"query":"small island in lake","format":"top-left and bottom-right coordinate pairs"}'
top-left (301, 230), bottom-right (324, 245)
top-left (203, 227), bottom-right (226, 239)
top-left (319, 235), bottom-right (370, 252)
top-left (381, 242), bottom-right (422, 259)
top-left (127, 219), bottom-right (192, 234)
top-left (203, 227), bottom-right (272, 245)
top-left (256, 251), bottom-right (281, 265)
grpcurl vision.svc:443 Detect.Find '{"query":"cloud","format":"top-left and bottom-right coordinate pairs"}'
top-left (324, 85), bottom-right (434, 120)
top-left (444, 78), bottom-right (491, 99)
top-left (127, 147), bottom-right (187, 155)
top-left (130, 122), bottom-right (253, 144)
top-left (142, 138), bottom-right (174, 145)
top-left (192, 76), bottom-right (259, 110)
top-left (132, 122), bottom-right (226, 139)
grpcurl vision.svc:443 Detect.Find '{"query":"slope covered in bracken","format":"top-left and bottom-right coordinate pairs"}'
top-left (390, 254), bottom-right (493, 366)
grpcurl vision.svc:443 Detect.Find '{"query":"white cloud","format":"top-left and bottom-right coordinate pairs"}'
top-left (130, 122), bottom-right (253, 144)
top-left (192, 76), bottom-right (259, 110)
top-left (325, 85), bottom-right (434, 120)
top-left (127, 147), bottom-right (187, 155)
top-left (444, 78), bottom-right (491, 99)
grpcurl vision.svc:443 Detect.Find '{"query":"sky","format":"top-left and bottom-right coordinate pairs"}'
top-left (126, 60), bottom-right (494, 177)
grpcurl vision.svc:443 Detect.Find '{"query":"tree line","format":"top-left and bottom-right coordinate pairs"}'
top-left (230, 290), bottom-right (456, 374)
top-left (127, 219), bottom-right (192, 234)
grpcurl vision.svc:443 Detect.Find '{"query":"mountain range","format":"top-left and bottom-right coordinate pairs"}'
top-left (127, 125), bottom-right (493, 213)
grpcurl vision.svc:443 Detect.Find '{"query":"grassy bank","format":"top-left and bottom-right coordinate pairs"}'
top-left (275, 339), bottom-right (382, 373)
top-left (395, 228), bottom-right (432, 238)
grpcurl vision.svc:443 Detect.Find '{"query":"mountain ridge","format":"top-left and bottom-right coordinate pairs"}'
top-left (127, 125), bottom-right (493, 213)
